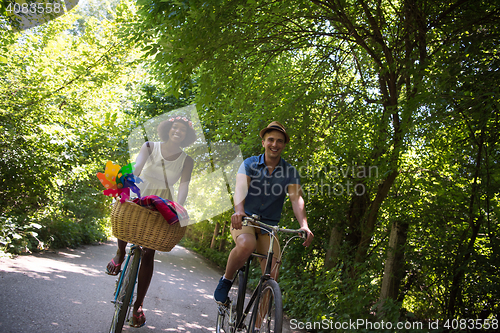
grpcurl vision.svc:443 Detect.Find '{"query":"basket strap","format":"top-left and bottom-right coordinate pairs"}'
top-left (161, 158), bottom-right (173, 201)
top-left (147, 141), bottom-right (173, 201)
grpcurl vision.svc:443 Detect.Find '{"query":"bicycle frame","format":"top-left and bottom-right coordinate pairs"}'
top-left (234, 252), bottom-right (269, 331)
top-left (216, 216), bottom-right (304, 333)
top-left (234, 216), bottom-right (304, 332)
top-left (111, 245), bottom-right (142, 316)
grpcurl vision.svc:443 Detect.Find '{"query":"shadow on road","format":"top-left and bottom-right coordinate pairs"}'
top-left (0, 240), bottom-right (305, 333)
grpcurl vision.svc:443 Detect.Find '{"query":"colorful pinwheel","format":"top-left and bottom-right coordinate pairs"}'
top-left (97, 161), bottom-right (142, 202)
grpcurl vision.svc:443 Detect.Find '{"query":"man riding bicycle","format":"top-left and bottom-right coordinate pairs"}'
top-left (214, 121), bottom-right (314, 306)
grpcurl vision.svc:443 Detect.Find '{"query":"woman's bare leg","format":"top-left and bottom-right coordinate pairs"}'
top-left (106, 239), bottom-right (127, 275)
top-left (131, 247), bottom-right (155, 326)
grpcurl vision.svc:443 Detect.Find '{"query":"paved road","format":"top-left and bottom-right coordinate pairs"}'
top-left (0, 240), bottom-right (304, 333)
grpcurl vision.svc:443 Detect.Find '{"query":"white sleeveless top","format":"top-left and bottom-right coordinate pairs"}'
top-left (136, 142), bottom-right (187, 200)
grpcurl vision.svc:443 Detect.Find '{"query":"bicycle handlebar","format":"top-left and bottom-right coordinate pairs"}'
top-left (242, 215), bottom-right (307, 239)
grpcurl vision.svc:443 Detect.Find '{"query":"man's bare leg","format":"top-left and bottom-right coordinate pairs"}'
top-left (214, 233), bottom-right (257, 304)
top-left (224, 233), bottom-right (257, 280)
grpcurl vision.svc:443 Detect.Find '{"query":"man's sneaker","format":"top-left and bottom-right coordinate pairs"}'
top-left (214, 276), bottom-right (233, 305)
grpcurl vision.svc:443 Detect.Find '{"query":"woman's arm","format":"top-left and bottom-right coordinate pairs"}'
top-left (176, 155), bottom-right (194, 205)
top-left (133, 142), bottom-right (154, 176)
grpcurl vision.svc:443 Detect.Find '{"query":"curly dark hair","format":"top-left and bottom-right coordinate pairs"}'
top-left (157, 117), bottom-right (197, 147)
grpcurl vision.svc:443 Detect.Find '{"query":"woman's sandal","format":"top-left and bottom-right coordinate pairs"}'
top-left (129, 312), bottom-right (146, 328)
top-left (105, 258), bottom-right (122, 276)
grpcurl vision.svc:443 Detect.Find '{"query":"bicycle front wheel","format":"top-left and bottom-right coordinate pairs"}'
top-left (109, 247), bottom-right (141, 333)
top-left (216, 270), bottom-right (246, 333)
top-left (249, 279), bottom-right (283, 333)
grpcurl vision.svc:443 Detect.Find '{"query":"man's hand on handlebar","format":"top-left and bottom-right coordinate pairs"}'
top-left (300, 227), bottom-right (314, 247)
top-left (231, 211), bottom-right (247, 230)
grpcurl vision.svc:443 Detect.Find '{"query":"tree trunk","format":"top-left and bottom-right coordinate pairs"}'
top-left (345, 185), bottom-right (369, 260)
top-left (378, 220), bottom-right (409, 315)
top-left (219, 222), bottom-right (227, 252)
top-left (210, 221), bottom-right (220, 249)
top-left (324, 225), bottom-right (343, 270)
top-left (447, 131), bottom-right (484, 317)
top-left (355, 169), bottom-right (399, 264)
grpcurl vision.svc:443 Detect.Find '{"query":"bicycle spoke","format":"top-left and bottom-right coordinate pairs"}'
top-left (109, 247), bottom-right (141, 333)
top-left (250, 280), bottom-right (283, 333)
top-left (216, 218), bottom-right (303, 333)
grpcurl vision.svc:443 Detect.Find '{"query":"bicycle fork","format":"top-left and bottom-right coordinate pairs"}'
top-left (112, 245), bottom-right (141, 309)
top-left (112, 253), bottom-right (132, 302)
top-left (235, 259), bottom-right (271, 332)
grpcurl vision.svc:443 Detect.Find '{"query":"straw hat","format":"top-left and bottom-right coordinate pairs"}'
top-left (259, 121), bottom-right (290, 144)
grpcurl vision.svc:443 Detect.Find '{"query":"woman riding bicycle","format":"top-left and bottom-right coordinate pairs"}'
top-left (106, 115), bottom-right (196, 327)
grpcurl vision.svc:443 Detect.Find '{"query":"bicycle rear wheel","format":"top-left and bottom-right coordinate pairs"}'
top-left (249, 279), bottom-right (283, 333)
top-left (109, 247), bottom-right (141, 333)
top-left (216, 270), bottom-right (246, 333)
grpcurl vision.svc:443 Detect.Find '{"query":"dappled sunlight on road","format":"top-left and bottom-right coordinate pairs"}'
top-left (117, 246), bottom-right (223, 332)
top-left (0, 242), bottom-right (117, 332)
top-left (0, 241), bottom-right (230, 332)
top-left (0, 241), bottom-right (301, 332)
top-left (0, 252), bottom-right (103, 280)
top-left (2, 254), bottom-right (102, 280)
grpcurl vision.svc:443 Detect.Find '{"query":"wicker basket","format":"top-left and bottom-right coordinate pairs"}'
top-left (110, 200), bottom-right (186, 252)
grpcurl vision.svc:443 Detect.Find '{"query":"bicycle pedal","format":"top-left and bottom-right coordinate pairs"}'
top-left (216, 298), bottom-right (230, 307)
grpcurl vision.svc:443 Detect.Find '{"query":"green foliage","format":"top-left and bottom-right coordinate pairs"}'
top-left (181, 236), bottom-right (229, 270)
top-left (0, 215), bottom-right (42, 255)
top-left (129, 82), bottom-right (196, 121)
top-left (1, 0), bottom-right (498, 328)
top-left (132, 0), bottom-right (500, 325)
top-left (181, 211), bottom-right (233, 267)
top-left (0, 0), bottom-right (143, 254)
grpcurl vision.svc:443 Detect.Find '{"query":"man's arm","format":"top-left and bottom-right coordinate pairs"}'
top-left (288, 183), bottom-right (314, 247)
top-left (231, 173), bottom-right (250, 229)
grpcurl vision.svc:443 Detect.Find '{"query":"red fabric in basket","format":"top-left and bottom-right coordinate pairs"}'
top-left (132, 195), bottom-right (187, 225)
